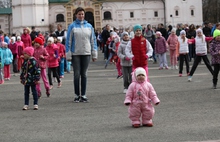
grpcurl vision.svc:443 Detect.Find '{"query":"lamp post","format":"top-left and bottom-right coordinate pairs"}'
top-left (170, 14), bottom-right (174, 27)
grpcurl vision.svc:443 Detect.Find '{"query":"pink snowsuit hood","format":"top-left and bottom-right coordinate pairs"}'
top-left (124, 67), bottom-right (160, 105)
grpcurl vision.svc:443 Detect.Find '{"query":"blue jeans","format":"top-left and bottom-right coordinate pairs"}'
top-left (72, 55), bottom-right (90, 97)
top-left (105, 52), bottom-right (115, 66)
top-left (59, 57), bottom-right (64, 76)
top-left (24, 85), bottom-right (38, 105)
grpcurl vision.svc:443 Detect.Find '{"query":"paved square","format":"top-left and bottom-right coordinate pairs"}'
top-left (0, 51), bottom-right (220, 142)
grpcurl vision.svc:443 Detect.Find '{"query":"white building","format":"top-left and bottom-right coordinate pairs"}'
top-left (4, 0), bottom-right (203, 34)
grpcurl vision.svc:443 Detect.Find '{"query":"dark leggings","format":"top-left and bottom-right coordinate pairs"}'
top-left (189, 55), bottom-right (213, 76)
top-left (213, 64), bottom-right (220, 85)
top-left (179, 54), bottom-right (190, 74)
top-left (48, 67), bottom-right (60, 85)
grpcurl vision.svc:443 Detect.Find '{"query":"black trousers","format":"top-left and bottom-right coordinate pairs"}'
top-left (179, 54), bottom-right (190, 74)
top-left (48, 67), bottom-right (60, 85)
top-left (189, 55), bottom-right (213, 76)
top-left (213, 64), bottom-right (220, 85)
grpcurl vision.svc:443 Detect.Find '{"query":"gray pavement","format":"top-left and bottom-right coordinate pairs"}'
top-left (0, 50), bottom-right (220, 142)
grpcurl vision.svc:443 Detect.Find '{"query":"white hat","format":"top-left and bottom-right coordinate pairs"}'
top-left (135, 67), bottom-right (146, 77)
top-left (48, 37), bottom-right (54, 43)
top-left (180, 30), bottom-right (186, 35)
top-left (57, 37), bottom-right (63, 42)
top-left (11, 36), bottom-right (16, 41)
top-left (196, 28), bottom-right (203, 34)
top-left (17, 36), bottom-right (21, 40)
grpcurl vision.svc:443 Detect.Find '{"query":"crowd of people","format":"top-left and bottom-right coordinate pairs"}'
top-left (96, 22), bottom-right (220, 127)
top-left (0, 23), bottom-right (70, 110)
top-left (1, 6), bottom-right (220, 128)
top-left (97, 22), bottom-right (220, 84)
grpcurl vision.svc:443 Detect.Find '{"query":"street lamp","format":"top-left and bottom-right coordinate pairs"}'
top-left (170, 14), bottom-right (174, 27)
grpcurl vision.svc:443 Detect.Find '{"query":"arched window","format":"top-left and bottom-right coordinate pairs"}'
top-left (190, 6), bottom-right (195, 16)
top-left (191, 10), bottom-right (194, 16)
top-left (103, 11), bottom-right (112, 20)
top-left (174, 6), bottom-right (180, 17)
top-left (56, 14), bottom-right (64, 22)
top-left (175, 10), bottom-right (179, 16)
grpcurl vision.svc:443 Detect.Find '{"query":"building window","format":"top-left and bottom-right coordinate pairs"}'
top-left (56, 14), bottom-right (64, 22)
top-left (175, 10), bottom-right (179, 16)
top-left (154, 11), bottom-right (158, 17)
top-left (130, 12), bottom-right (134, 18)
top-left (103, 11), bottom-right (112, 20)
top-left (191, 10), bottom-right (194, 16)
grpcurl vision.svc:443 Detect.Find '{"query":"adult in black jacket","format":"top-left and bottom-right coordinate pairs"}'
top-left (203, 22), bottom-right (211, 37)
top-left (55, 24), bottom-right (66, 45)
top-left (157, 23), bottom-right (168, 39)
top-left (101, 24), bottom-right (112, 60)
top-left (30, 26), bottom-right (38, 42)
top-left (187, 24), bottom-right (196, 62)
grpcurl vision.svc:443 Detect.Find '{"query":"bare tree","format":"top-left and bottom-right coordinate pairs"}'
top-left (0, 0), bottom-right (11, 8)
top-left (203, 0), bottom-right (220, 23)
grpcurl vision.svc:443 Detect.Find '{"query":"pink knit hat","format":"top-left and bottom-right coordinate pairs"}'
top-left (23, 47), bottom-right (34, 56)
top-left (156, 31), bottom-right (162, 37)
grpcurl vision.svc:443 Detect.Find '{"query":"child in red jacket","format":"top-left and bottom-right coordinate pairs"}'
top-left (34, 37), bottom-right (50, 97)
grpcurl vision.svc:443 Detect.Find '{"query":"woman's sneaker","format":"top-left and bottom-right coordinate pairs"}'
top-left (80, 96), bottom-right (88, 103)
top-left (74, 96), bottom-right (81, 103)
top-left (22, 105), bottom-right (28, 110)
top-left (123, 89), bottom-right (127, 94)
top-left (33, 105), bottom-right (38, 110)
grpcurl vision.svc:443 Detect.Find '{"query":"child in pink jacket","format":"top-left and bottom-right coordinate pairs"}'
top-left (124, 67), bottom-right (160, 128)
top-left (33, 37), bottom-right (50, 98)
top-left (167, 29), bottom-right (178, 69)
top-left (46, 37), bottom-right (61, 89)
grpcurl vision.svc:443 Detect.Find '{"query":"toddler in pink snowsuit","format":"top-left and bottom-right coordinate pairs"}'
top-left (124, 67), bottom-right (160, 128)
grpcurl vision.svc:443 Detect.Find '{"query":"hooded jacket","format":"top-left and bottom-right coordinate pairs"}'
top-left (46, 43), bottom-right (59, 68)
top-left (117, 40), bottom-right (132, 67)
top-left (21, 30), bottom-right (32, 48)
top-left (124, 68), bottom-right (160, 105)
top-left (65, 19), bottom-right (98, 59)
top-left (34, 45), bottom-right (49, 69)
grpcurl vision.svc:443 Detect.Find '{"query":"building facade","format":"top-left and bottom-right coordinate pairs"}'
top-left (8, 0), bottom-right (203, 35)
top-left (0, 8), bottom-right (12, 34)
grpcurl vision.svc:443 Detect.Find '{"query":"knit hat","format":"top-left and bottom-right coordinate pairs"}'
top-left (2, 42), bottom-right (8, 47)
top-left (156, 31), bottom-right (162, 37)
top-left (110, 32), bottom-right (117, 37)
top-left (17, 36), bottom-right (21, 40)
top-left (213, 29), bottom-right (220, 38)
top-left (133, 24), bottom-right (142, 32)
top-left (135, 67), bottom-right (146, 77)
top-left (180, 30), bottom-right (186, 35)
top-left (196, 28), bottom-right (203, 34)
top-left (122, 32), bottom-right (129, 37)
top-left (48, 37), bottom-right (54, 43)
top-left (23, 46), bottom-right (34, 56)
top-left (57, 37), bottom-right (63, 42)
top-left (11, 36), bottom-right (16, 43)
top-left (34, 37), bottom-right (44, 45)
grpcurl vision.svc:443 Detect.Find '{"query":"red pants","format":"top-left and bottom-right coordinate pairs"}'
top-left (4, 65), bottom-right (10, 79)
top-left (17, 58), bottom-right (24, 71)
